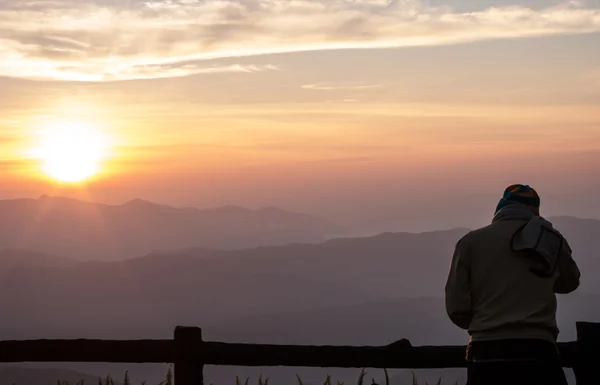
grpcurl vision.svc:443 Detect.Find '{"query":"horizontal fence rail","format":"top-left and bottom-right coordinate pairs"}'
top-left (0, 339), bottom-right (580, 368)
top-left (0, 339), bottom-right (174, 363)
top-left (0, 322), bottom-right (598, 385)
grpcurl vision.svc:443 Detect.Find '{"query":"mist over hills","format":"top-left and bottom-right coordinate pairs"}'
top-left (0, 200), bottom-right (598, 385)
top-left (0, 196), bottom-right (346, 260)
top-left (0, 249), bottom-right (74, 269)
top-left (0, 227), bottom-right (472, 340)
top-left (1, 214), bottom-right (597, 336)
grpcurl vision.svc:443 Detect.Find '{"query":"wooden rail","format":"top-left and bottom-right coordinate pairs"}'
top-left (0, 322), bottom-right (598, 385)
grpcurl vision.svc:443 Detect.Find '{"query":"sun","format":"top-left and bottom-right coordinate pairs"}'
top-left (34, 121), bottom-right (111, 183)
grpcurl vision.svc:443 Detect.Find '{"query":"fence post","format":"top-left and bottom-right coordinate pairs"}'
top-left (573, 322), bottom-right (600, 385)
top-left (174, 327), bottom-right (204, 385)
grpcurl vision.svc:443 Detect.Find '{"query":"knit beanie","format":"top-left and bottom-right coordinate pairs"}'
top-left (495, 184), bottom-right (540, 215)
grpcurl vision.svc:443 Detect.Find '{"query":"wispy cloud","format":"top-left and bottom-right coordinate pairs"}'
top-left (306, 156), bottom-right (377, 165)
top-left (1, 0), bottom-right (600, 81)
top-left (102, 63), bottom-right (279, 81)
top-left (302, 84), bottom-right (382, 91)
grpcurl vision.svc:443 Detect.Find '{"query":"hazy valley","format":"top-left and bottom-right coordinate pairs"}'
top-left (0, 197), bottom-right (598, 384)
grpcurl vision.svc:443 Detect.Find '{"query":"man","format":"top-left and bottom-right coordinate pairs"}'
top-left (445, 184), bottom-right (581, 385)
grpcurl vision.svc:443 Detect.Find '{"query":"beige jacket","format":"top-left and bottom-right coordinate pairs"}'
top-left (445, 219), bottom-right (580, 342)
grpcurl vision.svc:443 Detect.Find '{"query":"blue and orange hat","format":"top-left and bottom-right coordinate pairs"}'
top-left (495, 184), bottom-right (540, 215)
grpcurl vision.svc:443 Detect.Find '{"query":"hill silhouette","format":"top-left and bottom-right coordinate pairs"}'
top-left (1, 216), bottom-right (596, 338)
top-left (0, 215), bottom-right (596, 385)
top-left (0, 227), bottom-right (472, 339)
top-left (0, 196), bottom-right (346, 260)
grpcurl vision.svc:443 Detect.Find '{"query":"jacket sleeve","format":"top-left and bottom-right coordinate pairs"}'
top-left (554, 238), bottom-right (581, 294)
top-left (445, 236), bottom-right (472, 330)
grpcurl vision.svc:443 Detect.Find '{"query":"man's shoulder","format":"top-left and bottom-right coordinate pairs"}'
top-left (459, 224), bottom-right (494, 242)
top-left (456, 223), bottom-right (505, 249)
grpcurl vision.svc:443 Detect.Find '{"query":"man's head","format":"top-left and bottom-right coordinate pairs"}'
top-left (495, 184), bottom-right (540, 215)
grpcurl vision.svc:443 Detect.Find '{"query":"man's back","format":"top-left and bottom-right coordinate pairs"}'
top-left (445, 184), bottom-right (580, 385)
top-left (458, 220), bottom-right (563, 341)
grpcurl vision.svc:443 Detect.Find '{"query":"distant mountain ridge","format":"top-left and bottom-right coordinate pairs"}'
top-left (0, 216), bottom-right (597, 385)
top-left (0, 195), bottom-right (346, 260)
top-left (0, 227), bottom-right (471, 341)
top-left (2, 216), bottom-right (597, 339)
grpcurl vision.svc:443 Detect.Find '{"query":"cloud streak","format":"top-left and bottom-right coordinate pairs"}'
top-left (1, 0), bottom-right (600, 81)
top-left (302, 84), bottom-right (383, 91)
top-left (103, 63), bottom-right (279, 81)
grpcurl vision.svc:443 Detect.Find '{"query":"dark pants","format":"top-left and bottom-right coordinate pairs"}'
top-left (466, 339), bottom-right (568, 385)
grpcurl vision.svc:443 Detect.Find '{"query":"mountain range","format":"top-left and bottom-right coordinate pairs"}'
top-left (0, 196), bottom-right (345, 260)
top-left (0, 197), bottom-right (598, 384)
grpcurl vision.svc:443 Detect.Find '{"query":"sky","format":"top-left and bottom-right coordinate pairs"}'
top-left (1, 0), bottom-right (600, 230)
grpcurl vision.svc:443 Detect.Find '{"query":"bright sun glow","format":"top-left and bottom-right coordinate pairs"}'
top-left (33, 121), bottom-right (111, 183)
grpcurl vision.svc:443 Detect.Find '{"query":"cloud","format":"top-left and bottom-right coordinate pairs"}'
top-left (100, 63), bottom-right (279, 81)
top-left (302, 84), bottom-right (382, 91)
top-left (1, 0), bottom-right (600, 81)
top-left (0, 60), bottom-right (279, 81)
top-left (306, 157), bottom-right (377, 164)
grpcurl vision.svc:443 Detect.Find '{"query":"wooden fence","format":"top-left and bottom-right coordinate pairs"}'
top-left (1, 322), bottom-right (599, 385)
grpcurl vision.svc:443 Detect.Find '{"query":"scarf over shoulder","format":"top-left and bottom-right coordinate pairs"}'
top-left (492, 204), bottom-right (566, 277)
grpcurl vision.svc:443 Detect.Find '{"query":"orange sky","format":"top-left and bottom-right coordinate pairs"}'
top-left (1, 1), bottom-right (600, 229)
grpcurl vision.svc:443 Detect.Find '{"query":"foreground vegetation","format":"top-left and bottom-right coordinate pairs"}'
top-left (47, 367), bottom-right (458, 385)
